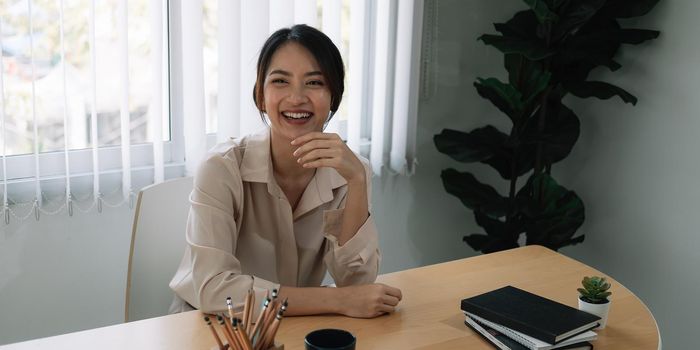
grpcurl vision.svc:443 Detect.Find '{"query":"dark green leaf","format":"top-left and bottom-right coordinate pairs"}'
top-left (495, 11), bottom-right (540, 38)
top-left (434, 127), bottom-right (508, 163)
top-left (522, 101), bottom-right (581, 165)
top-left (463, 234), bottom-right (489, 251)
top-left (463, 233), bottom-right (519, 254)
top-left (601, 0), bottom-right (661, 18)
top-left (474, 78), bottom-right (525, 121)
top-left (441, 169), bottom-right (508, 217)
top-left (558, 45), bottom-right (622, 72)
top-left (479, 34), bottom-right (555, 61)
top-left (572, 28), bottom-right (660, 46)
top-left (551, 17), bottom-right (622, 82)
top-left (474, 211), bottom-right (508, 238)
top-left (544, 0), bottom-right (570, 10)
top-left (566, 234), bottom-right (586, 246)
top-left (565, 80), bottom-right (637, 105)
top-left (607, 28), bottom-right (660, 44)
top-left (551, 0), bottom-right (606, 42)
top-left (517, 173), bottom-right (585, 250)
top-left (482, 146), bottom-right (537, 181)
top-left (505, 54), bottom-right (551, 104)
top-left (521, 0), bottom-right (558, 23)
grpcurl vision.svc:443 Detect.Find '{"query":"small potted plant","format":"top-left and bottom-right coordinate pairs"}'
top-left (577, 276), bottom-right (612, 329)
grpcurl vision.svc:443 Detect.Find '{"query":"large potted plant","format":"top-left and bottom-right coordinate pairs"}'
top-left (434, 0), bottom-right (661, 253)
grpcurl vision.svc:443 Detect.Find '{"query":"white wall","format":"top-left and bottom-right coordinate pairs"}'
top-left (1, 0), bottom-right (694, 348)
top-left (0, 205), bottom-right (132, 344)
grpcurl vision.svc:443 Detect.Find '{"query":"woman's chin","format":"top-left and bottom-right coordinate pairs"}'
top-left (276, 117), bottom-right (323, 138)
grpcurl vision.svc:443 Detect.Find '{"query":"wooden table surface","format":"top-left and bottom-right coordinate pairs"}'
top-left (0, 245), bottom-right (660, 349)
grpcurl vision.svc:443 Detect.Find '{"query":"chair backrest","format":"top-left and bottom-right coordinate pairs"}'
top-left (125, 176), bottom-right (193, 322)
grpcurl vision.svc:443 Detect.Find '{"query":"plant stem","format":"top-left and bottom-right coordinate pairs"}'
top-left (508, 147), bottom-right (517, 221)
top-left (533, 86), bottom-right (550, 176)
top-left (534, 23), bottom-right (553, 205)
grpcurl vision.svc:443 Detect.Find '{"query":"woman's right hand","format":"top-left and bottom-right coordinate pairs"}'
top-left (337, 283), bottom-right (403, 318)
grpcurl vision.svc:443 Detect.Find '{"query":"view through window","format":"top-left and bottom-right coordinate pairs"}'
top-left (0, 0), bottom-right (164, 157)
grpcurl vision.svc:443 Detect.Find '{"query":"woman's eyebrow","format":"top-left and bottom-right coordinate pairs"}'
top-left (268, 69), bottom-right (291, 76)
top-left (268, 69), bottom-right (323, 77)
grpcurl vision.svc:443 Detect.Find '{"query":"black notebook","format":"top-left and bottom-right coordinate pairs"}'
top-left (465, 316), bottom-right (593, 350)
top-left (460, 286), bottom-right (600, 344)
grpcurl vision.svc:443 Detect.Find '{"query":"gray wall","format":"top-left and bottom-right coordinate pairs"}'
top-left (1, 0), bottom-right (695, 348)
top-left (557, 1), bottom-right (699, 348)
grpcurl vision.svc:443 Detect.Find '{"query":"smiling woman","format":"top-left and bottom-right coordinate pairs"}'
top-left (169, 24), bottom-right (403, 320)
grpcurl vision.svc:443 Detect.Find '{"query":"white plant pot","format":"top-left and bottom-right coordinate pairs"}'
top-left (578, 298), bottom-right (611, 329)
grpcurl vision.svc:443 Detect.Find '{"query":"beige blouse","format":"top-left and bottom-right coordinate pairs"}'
top-left (169, 129), bottom-right (380, 315)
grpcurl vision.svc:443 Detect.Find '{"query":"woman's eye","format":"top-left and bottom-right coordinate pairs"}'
top-left (271, 78), bottom-right (287, 84)
top-left (307, 80), bottom-right (325, 86)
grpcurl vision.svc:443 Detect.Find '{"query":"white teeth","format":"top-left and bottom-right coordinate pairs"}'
top-left (282, 112), bottom-right (312, 119)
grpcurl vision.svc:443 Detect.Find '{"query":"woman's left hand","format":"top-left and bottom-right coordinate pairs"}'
top-left (291, 132), bottom-right (365, 184)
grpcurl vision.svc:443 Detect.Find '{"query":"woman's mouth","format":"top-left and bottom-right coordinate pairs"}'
top-left (282, 111), bottom-right (313, 120)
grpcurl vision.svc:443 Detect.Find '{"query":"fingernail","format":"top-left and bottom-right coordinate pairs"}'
top-left (292, 149), bottom-right (298, 156)
top-left (297, 158), bottom-right (301, 163)
top-left (290, 140), bottom-right (296, 145)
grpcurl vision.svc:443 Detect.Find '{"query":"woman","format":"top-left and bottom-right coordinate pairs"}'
top-left (169, 24), bottom-right (402, 318)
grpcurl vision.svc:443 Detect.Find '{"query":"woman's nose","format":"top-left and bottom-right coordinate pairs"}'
top-left (287, 85), bottom-right (309, 104)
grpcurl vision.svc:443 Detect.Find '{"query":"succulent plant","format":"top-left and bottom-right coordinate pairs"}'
top-left (578, 276), bottom-right (612, 304)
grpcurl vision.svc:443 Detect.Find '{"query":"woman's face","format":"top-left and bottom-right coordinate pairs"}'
top-left (262, 42), bottom-right (332, 142)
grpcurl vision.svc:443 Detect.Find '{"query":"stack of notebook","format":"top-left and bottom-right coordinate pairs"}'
top-left (460, 286), bottom-right (601, 350)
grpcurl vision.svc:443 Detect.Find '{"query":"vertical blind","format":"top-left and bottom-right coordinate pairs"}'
top-left (0, 0), bottom-right (423, 222)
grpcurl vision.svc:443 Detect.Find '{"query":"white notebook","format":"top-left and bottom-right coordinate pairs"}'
top-left (465, 312), bottom-right (597, 350)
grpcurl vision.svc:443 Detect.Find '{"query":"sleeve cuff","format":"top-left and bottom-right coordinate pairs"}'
top-left (323, 211), bottom-right (378, 266)
top-left (250, 276), bottom-right (280, 320)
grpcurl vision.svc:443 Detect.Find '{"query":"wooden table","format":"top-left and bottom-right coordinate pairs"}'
top-left (0, 246), bottom-right (660, 349)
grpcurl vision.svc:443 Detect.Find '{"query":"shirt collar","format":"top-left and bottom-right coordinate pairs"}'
top-left (238, 129), bottom-right (348, 216)
top-left (239, 129), bottom-right (272, 183)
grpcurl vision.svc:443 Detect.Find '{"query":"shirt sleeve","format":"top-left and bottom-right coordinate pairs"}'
top-left (169, 150), bottom-right (279, 315)
top-left (322, 159), bottom-right (381, 286)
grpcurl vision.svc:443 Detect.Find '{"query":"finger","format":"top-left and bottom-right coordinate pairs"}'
top-left (291, 132), bottom-right (339, 145)
top-left (302, 158), bottom-right (338, 169)
top-left (298, 149), bottom-right (339, 164)
top-left (383, 285), bottom-right (403, 300)
top-left (378, 303), bottom-right (396, 314)
top-left (292, 139), bottom-right (339, 157)
top-left (381, 295), bottom-right (400, 307)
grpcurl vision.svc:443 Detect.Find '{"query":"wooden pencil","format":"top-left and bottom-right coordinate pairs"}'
top-left (204, 316), bottom-right (225, 350)
top-left (217, 315), bottom-right (240, 350)
top-left (249, 297), bottom-right (271, 342)
top-left (233, 318), bottom-right (254, 350)
top-left (241, 289), bottom-right (252, 332)
top-left (259, 308), bottom-right (284, 350)
top-left (246, 289), bottom-right (255, 331)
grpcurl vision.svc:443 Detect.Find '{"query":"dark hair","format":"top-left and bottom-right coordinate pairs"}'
top-left (253, 24), bottom-right (345, 123)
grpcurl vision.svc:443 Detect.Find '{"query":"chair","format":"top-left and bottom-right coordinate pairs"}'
top-left (125, 176), bottom-right (193, 322)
